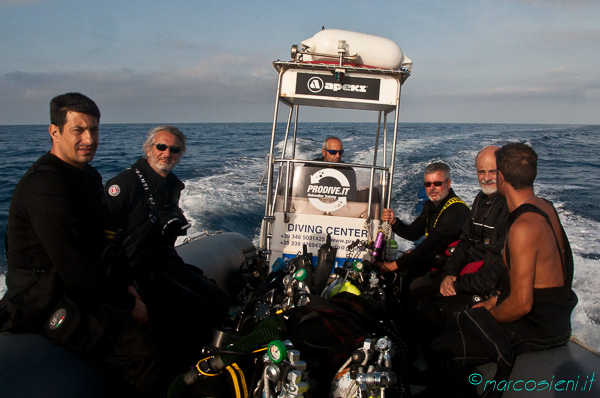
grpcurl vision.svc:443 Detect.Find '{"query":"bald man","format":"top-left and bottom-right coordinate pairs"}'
top-left (438, 145), bottom-right (509, 300)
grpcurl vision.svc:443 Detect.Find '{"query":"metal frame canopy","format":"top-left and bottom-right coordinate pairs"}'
top-left (273, 61), bottom-right (409, 112)
top-left (259, 60), bottom-right (410, 265)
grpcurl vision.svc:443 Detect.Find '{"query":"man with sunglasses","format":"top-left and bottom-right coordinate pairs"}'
top-left (292, 136), bottom-right (358, 203)
top-left (379, 162), bottom-right (470, 288)
top-left (316, 136), bottom-right (357, 194)
top-left (320, 136), bottom-right (345, 162)
top-left (405, 147), bottom-right (510, 381)
top-left (104, 125), bottom-right (230, 370)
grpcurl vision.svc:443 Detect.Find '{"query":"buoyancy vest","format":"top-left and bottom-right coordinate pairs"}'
top-left (425, 195), bottom-right (469, 237)
top-left (105, 159), bottom-right (188, 268)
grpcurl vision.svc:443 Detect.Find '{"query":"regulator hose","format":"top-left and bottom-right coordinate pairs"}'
top-left (167, 316), bottom-right (285, 398)
top-left (211, 316), bottom-right (284, 370)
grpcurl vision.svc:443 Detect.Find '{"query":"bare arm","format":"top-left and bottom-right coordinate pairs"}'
top-left (489, 217), bottom-right (537, 322)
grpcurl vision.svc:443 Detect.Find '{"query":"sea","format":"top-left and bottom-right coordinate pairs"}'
top-left (1, 122), bottom-right (599, 352)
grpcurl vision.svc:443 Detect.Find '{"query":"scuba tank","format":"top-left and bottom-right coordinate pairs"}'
top-left (313, 234), bottom-right (337, 294)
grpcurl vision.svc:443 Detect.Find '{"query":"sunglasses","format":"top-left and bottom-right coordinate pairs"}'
top-left (325, 149), bottom-right (344, 155)
top-left (424, 181), bottom-right (446, 188)
top-left (155, 143), bottom-right (181, 154)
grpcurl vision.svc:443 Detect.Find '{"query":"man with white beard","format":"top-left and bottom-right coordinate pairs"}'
top-left (437, 145), bottom-right (509, 301)
top-left (410, 146), bottom-right (510, 331)
top-left (104, 125), bottom-right (230, 372)
top-left (405, 146), bottom-right (510, 385)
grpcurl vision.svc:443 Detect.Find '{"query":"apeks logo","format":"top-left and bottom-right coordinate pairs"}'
top-left (306, 168), bottom-right (351, 212)
top-left (297, 73), bottom-right (380, 100)
top-left (307, 76), bottom-right (367, 94)
top-left (307, 77), bottom-right (324, 93)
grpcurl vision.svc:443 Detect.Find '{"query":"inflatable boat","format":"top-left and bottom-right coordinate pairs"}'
top-left (1, 29), bottom-right (598, 398)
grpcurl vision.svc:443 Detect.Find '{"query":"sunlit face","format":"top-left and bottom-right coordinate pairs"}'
top-left (146, 130), bottom-right (182, 177)
top-left (476, 152), bottom-right (498, 196)
top-left (424, 170), bottom-right (451, 205)
top-left (321, 139), bottom-right (343, 163)
top-left (49, 111), bottom-right (99, 169)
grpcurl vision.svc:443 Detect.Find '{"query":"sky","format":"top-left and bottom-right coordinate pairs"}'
top-left (1, 0), bottom-right (599, 125)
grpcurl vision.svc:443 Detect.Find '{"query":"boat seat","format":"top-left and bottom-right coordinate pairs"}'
top-left (0, 333), bottom-right (113, 398)
top-left (475, 340), bottom-right (600, 397)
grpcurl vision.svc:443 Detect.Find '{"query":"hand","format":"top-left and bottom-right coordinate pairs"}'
top-left (381, 209), bottom-right (396, 225)
top-left (128, 285), bottom-right (149, 325)
top-left (440, 276), bottom-right (457, 296)
top-left (473, 296), bottom-right (498, 311)
top-left (377, 261), bottom-right (398, 274)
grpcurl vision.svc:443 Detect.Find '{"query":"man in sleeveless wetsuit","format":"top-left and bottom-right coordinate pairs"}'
top-left (0, 93), bottom-right (165, 395)
top-left (379, 162), bottom-right (470, 288)
top-left (104, 125), bottom-right (230, 368)
top-left (431, 143), bottom-right (578, 397)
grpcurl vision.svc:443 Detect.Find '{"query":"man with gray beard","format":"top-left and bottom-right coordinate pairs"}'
top-left (438, 145), bottom-right (510, 300)
top-left (104, 125), bottom-right (230, 371)
top-left (405, 146), bottom-right (510, 387)
top-left (411, 146), bottom-right (509, 329)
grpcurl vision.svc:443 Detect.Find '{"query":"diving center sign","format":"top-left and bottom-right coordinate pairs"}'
top-left (306, 168), bottom-right (350, 212)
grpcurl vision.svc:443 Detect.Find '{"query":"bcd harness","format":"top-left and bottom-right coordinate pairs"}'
top-left (425, 196), bottom-right (468, 237)
top-left (104, 166), bottom-right (187, 267)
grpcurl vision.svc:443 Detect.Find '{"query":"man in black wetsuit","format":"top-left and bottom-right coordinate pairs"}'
top-left (104, 125), bottom-right (230, 367)
top-left (291, 136), bottom-right (358, 205)
top-left (431, 143), bottom-right (578, 397)
top-left (405, 147), bottom-right (510, 384)
top-left (0, 93), bottom-right (164, 394)
top-left (435, 145), bottom-right (510, 318)
top-left (319, 136), bottom-right (345, 163)
top-left (378, 162), bottom-right (470, 288)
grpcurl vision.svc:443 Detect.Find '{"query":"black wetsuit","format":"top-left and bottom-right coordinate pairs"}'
top-left (442, 192), bottom-right (509, 294)
top-left (0, 152), bottom-right (164, 393)
top-left (431, 201), bottom-right (578, 397)
top-left (409, 192), bottom-right (509, 339)
top-left (104, 158), bottom-right (230, 365)
top-left (392, 188), bottom-right (470, 278)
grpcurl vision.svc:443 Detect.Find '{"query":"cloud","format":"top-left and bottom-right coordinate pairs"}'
top-left (501, 0), bottom-right (600, 9)
top-left (540, 28), bottom-right (600, 45)
top-left (1, 50), bottom-right (598, 125)
top-left (0, 53), bottom-right (277, 124)
top-left (0, 0), bottom-right (49, 6)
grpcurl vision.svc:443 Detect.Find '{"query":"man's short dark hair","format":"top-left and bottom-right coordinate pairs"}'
top-left (50, 93), bottom-right (101, 130)
top-left (495, 142), bottom-right (538, 190)
top-left (424, 162), bottom-right (451, 181)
